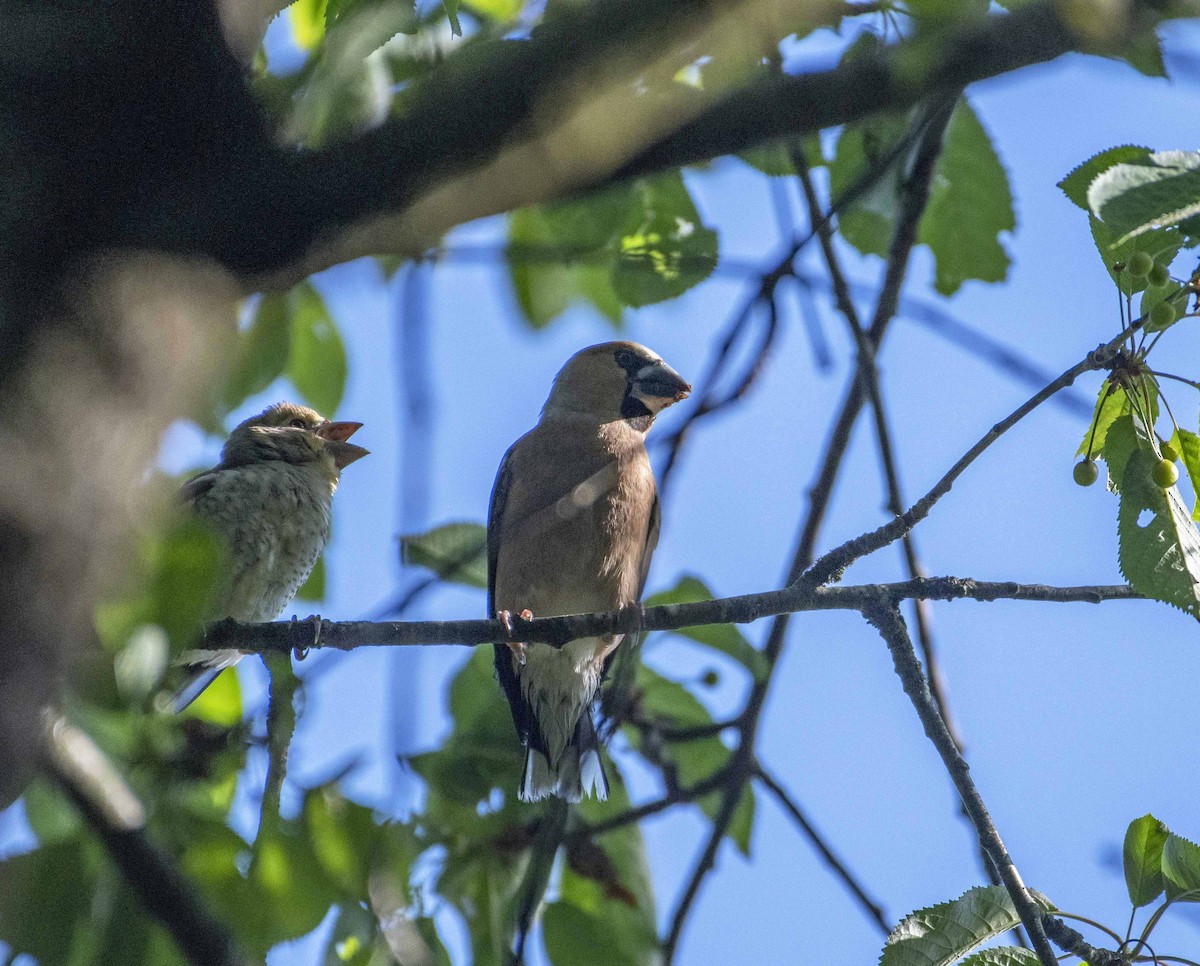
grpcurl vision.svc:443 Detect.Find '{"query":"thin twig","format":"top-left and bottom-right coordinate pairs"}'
top-left (252, 652), bottom-right (297, 871)
top-left (754, 762), bottom-right (891, 935)
top-left (863, 601), bottom-right (1057, 966)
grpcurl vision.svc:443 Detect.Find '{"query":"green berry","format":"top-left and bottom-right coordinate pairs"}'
top-left (1073, 459), bottom-right (1099, 487)
top-left (1149, 301), bottom-right (1177, 328)
top-left (1128, 251), bottom-right (1154, 277)
top-left (1152, 458), bottom-right (1179, 488)
top-left (1148, 262), bottom-right (1170, 287)
top-left (1160, 439), bottom-right (1180, 463)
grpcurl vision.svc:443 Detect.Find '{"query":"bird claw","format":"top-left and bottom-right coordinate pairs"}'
top-left (290, 614), bottom-right (322, 660)
top-left (496, 609), bottom-right (533, 666)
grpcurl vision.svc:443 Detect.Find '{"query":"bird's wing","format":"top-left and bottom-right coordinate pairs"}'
top-left (637, 491), bottom-right (660, 600)
top-left (487, 444), bottom-right (529, 741)
top-left (178, 468), bottom-right (222, 506)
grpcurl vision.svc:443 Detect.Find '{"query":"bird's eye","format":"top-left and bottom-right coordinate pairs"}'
top-left (288, 418), bottom-right (308, 429)
top-left (615, 349), bottom-right (637, 370)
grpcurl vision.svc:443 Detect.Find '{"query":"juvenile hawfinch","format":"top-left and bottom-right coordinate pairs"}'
top-left (487, 342), bottom-right (690, 802)
top-left (173, 402), bottom-right (368, 709)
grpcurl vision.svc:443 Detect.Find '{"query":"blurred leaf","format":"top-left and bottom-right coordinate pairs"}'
top-left (296, 553), bottom-right (327, 602)
top-left (442, 0), bottom-right (462, 35)
top-left (290, 0), bottom-right (329, 49)
top-left (1108, 416), bottom-right (1200, 618)
top-left (21, 778), bottom-right (80, 846)
top-left (882, 885), bottom-right (1053, 966)
top-left (114, 624), bottom-right (170, 701)
top-left (1163, 833), bottom-right (1200, 901)
top-left (464, 0), bottom-right (523, 20)
top-left (0, 838), bottom-right (98, 962)
top-left (325, 902), bottom-right (377, 965)
top-left (829, 111), bottom-right (908, 259)
top-left (1117, 28), bottom-right (1167, 77)
top-left (401, 522), bottom-right (488, 588)
top-left (223, 294), bottom-right (292, 413)
top-left (1088, 149), bottom-right (1200, 245)
top-left (1124, 813), bottom-right (1168, 907)
top-left (633, 666), bottom-right (754, 854)
top-left (645, 576), bottom-right (766, 678)
top-left (146, 515), bottom-right (225, 655)
top-left (918, 98), bottom-right (1014, 295)
top-left (613, 176), bottom-right (718, 307)
top-left (185, 665), bottom-right (244, 728)
top-left (287, 281), bottom-right (347, 416)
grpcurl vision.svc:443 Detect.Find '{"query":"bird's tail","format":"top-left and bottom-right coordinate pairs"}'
top-left (171, 649), bottom-right (242, 713)
top-left (519, 712), bottom-right (609, 803)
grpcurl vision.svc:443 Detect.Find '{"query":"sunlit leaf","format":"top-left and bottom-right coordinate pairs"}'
top-left (1059, 146), bottom-right (1153, 210)
top-left (1124, 813), bottom-right (1168, 907)
top-left (1173, 428), bottom-right (1200, 522)
top-left (882, 885), bottom-right (1054, 966)
top-left (290, 0), bottom-right (329, 49)
top-left (1088, 149), bottom-right (1200, 245)
top-left (1163, 833), bottom-right (1200, 901)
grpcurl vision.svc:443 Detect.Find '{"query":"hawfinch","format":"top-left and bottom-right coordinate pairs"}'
top-left (173, 402), bottom-right (368, 709)
top-left (487, 342), bottom-right (690, 802)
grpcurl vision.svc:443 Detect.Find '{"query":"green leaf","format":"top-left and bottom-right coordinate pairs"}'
top-left (223, 294), bottom-right (292, 413)
top-left (400, 522), bottom-right (488, 588)
top-left (324, 902), bottom-right (377, 965)
top-left (645, 576), bottom-right (766, 678)
top-left (917, 98), bottom-right (1014, 295)
top-left (1173, 429), bottom-right (1200, 522)
top-left (22, 778), bottom-right (80, 845)
top-left (1077, 379), bottom-right (1124, 458)
top-left (150, 516), bottom-right (226, 653)
top-left (463, 0), bottom-right (523, 20)
top-left (1111, 417), bottom-right (1200, 618)
top-left (546, 771), bottom-right (657, 966)
top-left (290, 0), bottom-right (329, 49)
top-left (0, 838), bottom-right (99, 962)
top-left (1163, 833), bottom-right (1200, 901)
top-left (1059, 146), bottom-right (1153, 210)
top-left (1088, 149), bottom-right (1200, 244)
top-left (1116, 28), bottom-right (1167, 78)
top-left (442, 0), bottom-right (462, 35)
top-left (1124, 813), bottom-right (1168, 907)
top-left (612, 176), bottom-right (718, 307)
top-left (881, 885), bottom-right (1054, 966)
top-left (295, 554), bottom-right (326, 602)
top-left (633, 666), bottom-right (754, 854)
top-left (958, 950), bottom-right (1042, 966)
top-left (1086, 216), bottom-right (1182, 297)
top-left (185, 665), bottom-right (244, 728)
top-left (286, 282), bottom-right (347, 416)
top-left (829, 112), bottom-right (908, 259)
top-left (738, 135), bottom-right (823, 178)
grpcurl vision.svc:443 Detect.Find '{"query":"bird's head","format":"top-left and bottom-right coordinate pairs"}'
top-left (544, 342), bottom-right (691, 427)
top-left (222, 402), bottom-right (369, 476)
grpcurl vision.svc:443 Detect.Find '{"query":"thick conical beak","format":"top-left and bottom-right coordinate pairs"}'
top-left (325, 440), bottom-right (370, 469)
top-left (633, 361), bottom-right (691, 403)
top-left (317, 420), bottom-right (363, 443)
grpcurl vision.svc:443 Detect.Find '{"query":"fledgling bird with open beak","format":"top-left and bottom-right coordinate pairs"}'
top-left (488, 342), bottom-right (690, 802)
top-left (173, 401), bottom-right (368, 710)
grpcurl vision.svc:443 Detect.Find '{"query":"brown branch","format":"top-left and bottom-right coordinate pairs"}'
top-left (43, 715), bottom-right (245, 966)
top-left (863, 601), bottom-right (1056, 966)
top-left (199, 578), bottom-right (1139, 653)
top-left (754, 762), bottom-right (891, 935)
